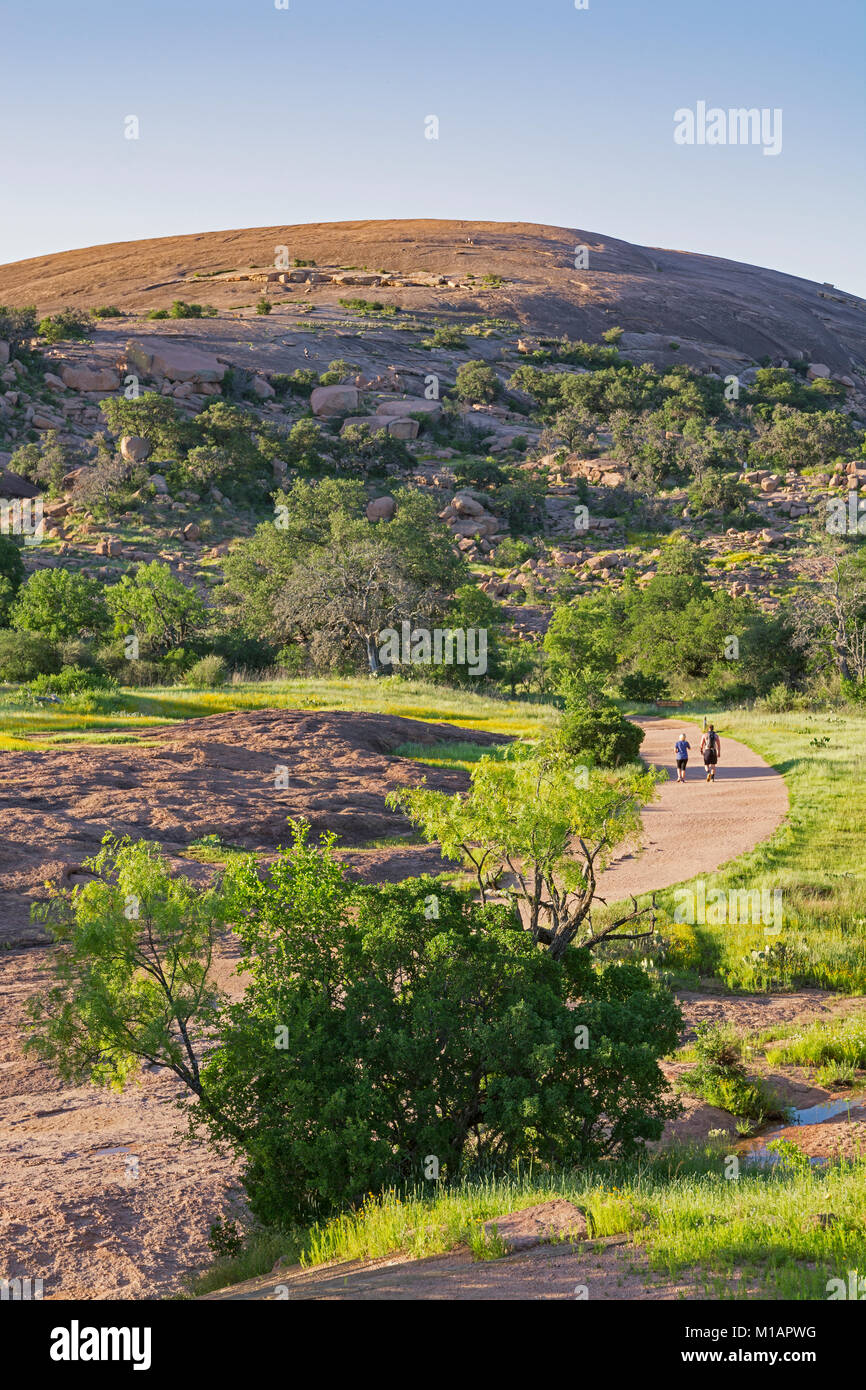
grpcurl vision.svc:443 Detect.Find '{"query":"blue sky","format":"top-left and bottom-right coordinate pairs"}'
top-left (2, 0), bottom-right (864, 291)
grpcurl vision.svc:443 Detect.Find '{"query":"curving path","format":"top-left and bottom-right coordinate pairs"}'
top-left (595, 717), bottom-right (789, 905)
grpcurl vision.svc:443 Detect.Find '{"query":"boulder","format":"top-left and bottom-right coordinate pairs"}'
top-left (807, 362), bottom-right (831, 380)
top-left (372, 398), bottom-right (442, 422)
top-left (310, 385), bottom-right (361, 418)
top-left (182, 522), bottom-right (201, 542)
top-left (366, 495), bottom-right (397, 522)
top-left (126, 338), bottom-right (225, 383)
top-left (384, 416), bottom-right (419, 440)
top-left (60, 364), bottom-right (120, 392)
top-left (0, 341), bottom-right (9, 366)
top-left (120, 435), bottom-right (152, 463)
top-left (251, 376), bottom-right (275, 400)
top-left (452, 493), bottom-right (485, 518)
top-left (760, 476), bottom-right (779, 493)
top-left (149, 474), bottom-right (169, 495)
top-left (43, 371), bottom-right (66, 389)
top-left (483, 1200), bottom-right (588, 1253)
top-left (551, 549), bottom-right (584, 567)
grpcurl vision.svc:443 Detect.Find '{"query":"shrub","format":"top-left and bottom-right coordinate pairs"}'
top-left (194, 831), bottom-right (681, 1224)
top-left (0, 630), bottom-right (61, 682)
top-left (37, 309), bottom-right (92, 343)
top-left (92, 305), bottom-right (123, 319)
top-left (603, 326), bottom-right (624, 344)
top-left (421, 322), bottom-right (466, 350)
top-left (10, 569), bottom-right (109, 642)
top-left (557, 677), bottom-right (645, 766)
top-left (620, 672), bottom-right (670, 702)
top-left (0, 305), bottom-right (38, 355)
top-left (455, 359), bottom-right (500, 404)
top-left (30, 667), bottom-right (116, 696)
top-left (184, 655), bottom-right (229, 687)
top-left (494, 536), bottom-right (537, 567)
top-left (688, 469), bottom-right (749, 515)
top-left (256, 299), bottom-right (272, 316)
top-left (678, 1024), bottom-right (784, 1123)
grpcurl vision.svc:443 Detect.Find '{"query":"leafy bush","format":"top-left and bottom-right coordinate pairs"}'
top-left (183, 654), bottom-right (229, 687)
top-left (11, 569), bottom-right (109, 642)
top-left (688, 469), bottom-right (749, 515)
top-left (92, 305), bottom-right (123, 319)
top-left (30, 666), bottom-right (116, 696)
top-left (194, 829), bottom-right (681, 1224)
top-left (421, 322), bottom-right (466, 350)
top-left (0, 305), bottom-right (38, 355)
top-left (494, 536), bottom-right (537, 567)
top-left (678, 1024), bottom-right (784, 1123)
top-left (339, 298), bottom-right (396, 317)
top-left (0, 630), bottom-right (61, 682)
top-left (37, 309), bottom-right (92, 343)
top-left (455, 359), bottom-right (500, 404)
top-left (620, 672), bottom-right (670, 701)
top-left (256, 298), bottom-right (272, 316)
top-left (557, 681), bottom-right (645, 766)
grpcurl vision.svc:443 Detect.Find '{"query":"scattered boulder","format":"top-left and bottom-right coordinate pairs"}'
top-left (182, 523), bottom-right (201, 542)
top-left (366, 495), bottom-right (397, 522)
top-left (126, 338), bottom-right (225, 384)
top-left (807, 362), bottom-right (831, 380)
top-left (60, 364), bottom-right (120, 392)
top-left (120, 435), bottom-right (152, 463)
top-left (149, 474), bottom-right (169, 495)
top-left (311, 384), bottom-right (361, 418)
top-left (251, 376), bottom-right (275, 400)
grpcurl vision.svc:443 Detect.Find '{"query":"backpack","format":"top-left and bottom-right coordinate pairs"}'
top-left (706, 731), bottom-right (717, 752)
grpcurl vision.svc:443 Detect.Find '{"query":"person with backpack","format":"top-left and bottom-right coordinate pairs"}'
top-left (674, 734), bottom-right (691, 782)
top-left (700, 724), bottom-right (721, 781)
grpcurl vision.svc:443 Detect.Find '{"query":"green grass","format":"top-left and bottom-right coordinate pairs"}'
top-left (393, 739), bottom-right (513, 772)
top-left (763, 1015), bottom-right (866, 1070)
top-left (190, 1152), bottom-right (866, 1300)
top-left (0, 678), bottom-right (557, 748)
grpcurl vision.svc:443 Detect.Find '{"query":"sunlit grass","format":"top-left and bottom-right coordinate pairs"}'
top-left (0, 677), bottom-right (558, 745)
top-left (190, 1152), bottom-right (866, 1300)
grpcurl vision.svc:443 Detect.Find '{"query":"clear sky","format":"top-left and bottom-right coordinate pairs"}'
top-left (1, 0), bottom-right (864, 292)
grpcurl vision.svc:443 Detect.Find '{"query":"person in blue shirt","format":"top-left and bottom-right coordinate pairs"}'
top-left (674, 735), bottom-right (691, 782)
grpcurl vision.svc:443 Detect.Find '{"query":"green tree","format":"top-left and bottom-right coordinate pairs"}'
top-left (455, 359), bottom-right (500, 404)
top-left (106, 562), bottom-right (208, 655)
top-left (390, 747), bottom-right (663, 959)
top-left (0, 629), bottom-right (60, 681)
top-left (28, 826), bottom-right (681, 1228)
top-left (0, 535), bottom-right (25, 626)
top-left (11, 568), bottom-right (109, 642)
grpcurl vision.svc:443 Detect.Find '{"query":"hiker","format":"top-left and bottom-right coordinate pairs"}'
top-left (700, 724), bottom-right (721, 781)
top-left (674, 734), bottom-right (691, 782)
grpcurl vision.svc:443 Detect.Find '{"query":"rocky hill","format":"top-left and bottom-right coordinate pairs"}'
top-left (1, 219), bottom-right (864, 376)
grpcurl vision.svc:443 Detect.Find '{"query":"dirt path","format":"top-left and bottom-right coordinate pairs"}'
top-left (596, 717), bottom-right (789, 904)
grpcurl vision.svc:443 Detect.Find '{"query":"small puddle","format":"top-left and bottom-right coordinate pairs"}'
top-left (740, 1096), bottom-right (862, 1168)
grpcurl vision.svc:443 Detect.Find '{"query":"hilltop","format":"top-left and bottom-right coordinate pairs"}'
top-left (1, 219), bottom-right (864, 375)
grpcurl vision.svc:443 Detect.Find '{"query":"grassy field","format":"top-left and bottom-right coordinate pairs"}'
top-left (191, 1149), bottom-right (866, 1300)
top-left (0, 676), bottom-right (559, 751)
